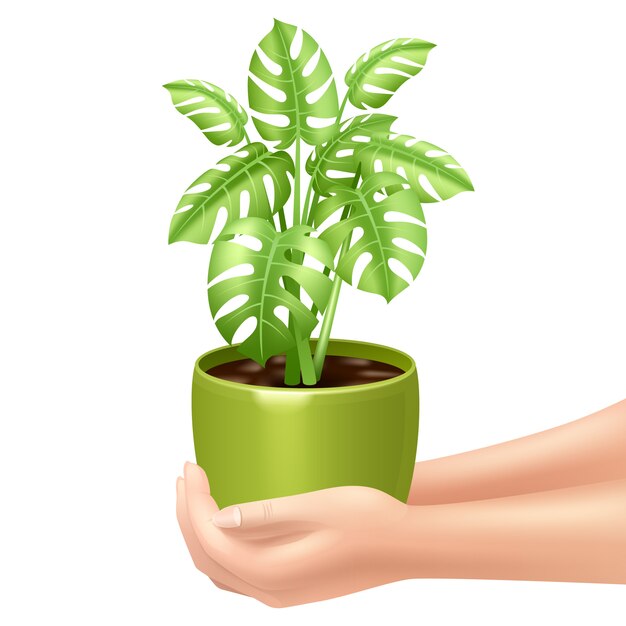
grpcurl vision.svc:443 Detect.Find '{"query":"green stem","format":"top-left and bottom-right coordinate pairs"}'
top-left (284, 138), bottom-right (303, 385)
top-left (337, 92), bottom-right (349, 124)
top-left (310, 264), bottom-right (331, 318)
top-left (243, 128), bottom-right (251, 143)
top-left (312, 166), bottom-right (360, 380)
top-left (313, 277), bottom-right (342, 380)
top-left (295, 334), bottom-right (316, 385)
top-left (284, 347), bottom-right (300, 385)
top-left (303, 191), bottom-right (319, 227)
top-left (287, 95), bottom-right (350, 385)
top-left (293, 139), bottom-right (301, 226)
top-left (312, 204), bottom-right (352, 380)
top-left (302, 181), bottom-right (313, 226)
top-left (277, 206), bottom-right (288, 233)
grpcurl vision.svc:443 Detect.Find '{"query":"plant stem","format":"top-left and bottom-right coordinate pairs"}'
top-left (293, 138), bottom-right (301, 226)
top-left (302, 181), bottom-right (313, 226)
top-left (310, 264), bottom-right (331, 318)
top-left (313, 251), bottom-right (350, 380)
top-left (303, 191), bottom-right (319, 227)
top-left (312, 166), bottom-right (360, 380)
top-left (295, 334), bottom-right (316, 385)
top-left (313, 277), bottom-right (342, 380)
top-left (277, 206), bottom-right (288, 232)
top-left (337, 92), bottom-right (349, 124)
top-left (312, 205), bottom-right (352, 380)
top-left (286, 94), bottom-right (350, 385)
top-left (243, 129), bottom-right (251, 144)
top-left (284, 345), bottom-right (301, 385)
top-left (284, 138), bottom-right (304, 385)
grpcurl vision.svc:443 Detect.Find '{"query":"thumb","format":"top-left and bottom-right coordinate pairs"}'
top-left (212, 491), bottom-right (326, 530)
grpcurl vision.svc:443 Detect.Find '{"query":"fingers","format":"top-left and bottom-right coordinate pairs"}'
top-left (176, 476), bottom-right (214, 571)
top-left (177, 475), bottom-right (253, 596)
top-left (213, 489), bottom-right (332, 531)
top-left (177, 467), bottom-right (284, 606)
top-left (176, 476), bottom-right (199, 555)
top-left (183, 461), bottom-right (218, 527)
top-left (183, 463), bottom-right (230, 559)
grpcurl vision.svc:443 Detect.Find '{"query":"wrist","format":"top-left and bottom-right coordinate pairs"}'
top-left (372, 498), bottom-right (487, 583)
top-left (394, 497), bottom-right (551, 582)
top-left (372, 501), bottom-right (441, 581)
top-left (390, 502), bottom-right (478, 580)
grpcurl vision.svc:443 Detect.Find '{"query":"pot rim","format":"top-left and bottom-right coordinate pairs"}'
top-left (193, 338), bottom-right (416, 395)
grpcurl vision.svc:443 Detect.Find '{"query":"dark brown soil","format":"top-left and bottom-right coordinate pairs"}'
top-left (206, 354), bottom-right (404, 388)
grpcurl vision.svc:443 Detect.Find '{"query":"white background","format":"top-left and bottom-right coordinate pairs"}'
top-left (1, 0), bottom-right (625, 623)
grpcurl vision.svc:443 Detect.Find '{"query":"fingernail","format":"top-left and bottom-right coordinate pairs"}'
top-left (212, 506), bottom-right (242, 528)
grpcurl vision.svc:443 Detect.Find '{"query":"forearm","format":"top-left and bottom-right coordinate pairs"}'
top-left (408, 399), bottom-right (626, 504)
top-left (397, 478), bottom-right (626, 584)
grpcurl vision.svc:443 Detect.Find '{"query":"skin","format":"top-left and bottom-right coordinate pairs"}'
top-left (408, 398), bottom-right (626, 504)
top-left (176, 398), bottom-right (626, 607)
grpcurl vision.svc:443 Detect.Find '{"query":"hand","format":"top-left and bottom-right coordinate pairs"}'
top-left (176, 462), bottom-right (409, 607)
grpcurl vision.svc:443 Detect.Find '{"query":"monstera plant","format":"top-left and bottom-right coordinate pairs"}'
top-left (164, 19), bottom-right (473, 387)
top-left (166, 18), bottom-right (475, 511)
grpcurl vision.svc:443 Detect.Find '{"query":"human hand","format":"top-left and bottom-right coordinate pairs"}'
top-left (176, 462), bottom-right (410, 607)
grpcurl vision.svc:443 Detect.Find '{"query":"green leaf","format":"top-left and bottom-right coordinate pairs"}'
top-left (208, 218), bottom-right (334, 365)
top-left (345, 38), bottom-right (435, 110)
top-left (248, 19), bottom-right (339, 148)
top-left (356, 134), bottom-right (473, 203)
top-left (168, 143), bottom-right (294, 244)
top-left (312, 172), bottom-right (427, 302)
top-left (163, 79), bottom-right (248, 146)
top-left (306, 113), bottom-right (396, 196)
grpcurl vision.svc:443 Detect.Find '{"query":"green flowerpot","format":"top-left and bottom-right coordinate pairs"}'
top-left (192, 339), bottom-right (419, 508)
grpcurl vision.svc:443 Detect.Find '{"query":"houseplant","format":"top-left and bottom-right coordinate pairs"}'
top-left (165, 19), bottom-right (473, 508)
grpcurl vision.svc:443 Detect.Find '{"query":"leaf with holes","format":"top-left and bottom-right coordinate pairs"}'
top-left (356, 134), bottom-right (473, 203)
top-left (163, 79), bottom-right (249, 146)
top-left (345, 38), bottom-right (435, 110)
top-left (306, 113), bottom-right (396, 196)
top-left (248, 19), bottom-right (339, 148)
top-left (312, 172), bottom-right (427, 302)
top-left (208, 218), bottom-right (334, 364)
top-left (169, 143), bottom-right (294, 244)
